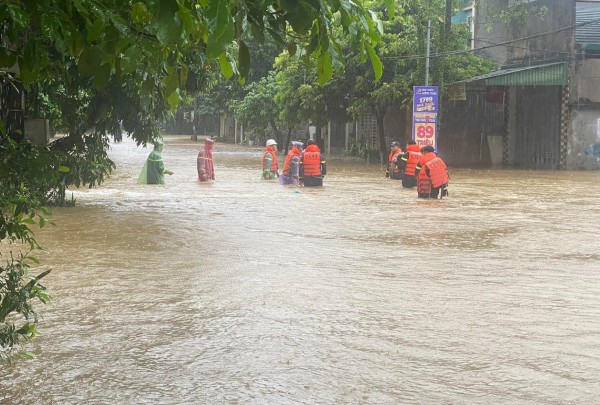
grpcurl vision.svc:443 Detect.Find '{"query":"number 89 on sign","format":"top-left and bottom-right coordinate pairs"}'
top-left (414, 122), bottom-right (436, 147)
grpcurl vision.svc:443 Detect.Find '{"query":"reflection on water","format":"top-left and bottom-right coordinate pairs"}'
top-left (2, 136), bottom-right (600, 404)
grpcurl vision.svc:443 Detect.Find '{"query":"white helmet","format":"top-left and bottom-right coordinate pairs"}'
top-left (266, 139), bottom-right (277, 146)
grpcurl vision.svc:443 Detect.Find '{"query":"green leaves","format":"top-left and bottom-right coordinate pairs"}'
top-left (86, 19), bottom-right (106, 43)
top-left (205, 0), bottom-right (234, 58)
top-left (77, 46), bottom-right (102, 76)
top-left (162, 65), bottom-right (180, 96)
top-left (4, 2), bottom-right (29, 29)
top-left (156, 1), bottom-right (184, 45)
top-left (92, 64), bottom-right (111, 89)
top-left (317, 50), bottom-right (333, 84)
top-left (120, 47), bottom-right (142, 76)
top-left (0, 254), bottom-right (52, 361)
top-left (238, 40), bottom-right (251, 82)
top-left (365, 43), bottom-right (382, 82)
top-left (131, 2), bottom-right (152, 24)
top-left (218, 53), bottom-right (234, 79)
top-left (384, 0), bottom-right (395, 19)
top-left (280, 0), bottom-right (319, 34)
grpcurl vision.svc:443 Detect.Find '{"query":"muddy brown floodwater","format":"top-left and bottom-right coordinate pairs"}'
top-left (1, 136), bottom-right (599, 404)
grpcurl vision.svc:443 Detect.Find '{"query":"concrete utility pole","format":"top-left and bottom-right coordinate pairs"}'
top-left (425, 20), bottom-right (431, 86)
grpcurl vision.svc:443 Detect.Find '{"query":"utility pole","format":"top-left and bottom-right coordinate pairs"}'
top-left (425, 20), bottom-right (431, 86)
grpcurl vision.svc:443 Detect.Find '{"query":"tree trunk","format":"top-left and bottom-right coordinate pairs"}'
top-left (284, 128), bottom-right (292, 155)
top-left (268, 116), bottom-right (281, 151)
top-left (376, 113), bottom-right (386, 164)
top-left (445, 0), bottom-right (452, 35)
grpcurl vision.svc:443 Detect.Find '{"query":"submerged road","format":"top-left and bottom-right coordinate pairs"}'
top-left (2, 136), bottom-right (599, 404)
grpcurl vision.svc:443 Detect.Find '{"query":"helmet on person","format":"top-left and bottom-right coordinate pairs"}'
top-left (266, 139), bottom-right (277, 146)
top-left (292, 141), bottom-right (304, 149)
top-left (391, 141), bottom-right (400, 147)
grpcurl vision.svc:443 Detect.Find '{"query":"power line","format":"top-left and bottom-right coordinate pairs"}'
top-left (475, 39), bottom-right (588, 58)
top-left (381, 16), bottom-right (600, 61)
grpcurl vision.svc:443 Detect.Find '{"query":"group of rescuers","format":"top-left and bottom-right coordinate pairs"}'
top-left (139, 136), bottom-right (448, 199)
top-left (385, 140), bottom-right (449, 199)
top-left (262, 138), bottom-right (449, 198)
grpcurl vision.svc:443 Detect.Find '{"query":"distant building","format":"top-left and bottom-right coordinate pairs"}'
top-left (445, 0), bottom-right (600, 169)
top-left (451, 1), bottom-right (476, 49)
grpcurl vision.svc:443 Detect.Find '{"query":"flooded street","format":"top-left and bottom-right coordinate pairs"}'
top-left (2, 136), bottom-right (600, 404)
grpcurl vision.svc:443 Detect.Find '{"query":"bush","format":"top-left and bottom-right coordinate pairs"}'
top-left (0, 254), bottom-right (51, 362)
top-left (347, 141), bottom-right (380, 162)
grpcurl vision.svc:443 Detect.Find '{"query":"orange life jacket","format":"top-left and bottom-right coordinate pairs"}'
top-left (301, 145), bottom-right (322, 176)
top-left (262, 147), bottom-right (278, 171)
top-left (417, 176), bottom-right (432, 195)
top-left (416, 152), bottom-right (436, 194)
top-left (403, 151), bottom-right (422, 176)
top-left (418, 152), bottom-right (436, 167)
top-left (424, 157), bottom-right (449, 188)
top-left (388, 148), bottom-right (402, 173)
top-left (283, 146), bottom-right (301, 176)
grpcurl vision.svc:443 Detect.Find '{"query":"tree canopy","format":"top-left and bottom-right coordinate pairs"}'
top-left (228, 0), bottom-right (496, 160)
top-left (1, 0), bottom-right (387, 142)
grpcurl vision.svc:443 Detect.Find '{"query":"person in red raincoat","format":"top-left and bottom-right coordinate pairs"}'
top-left (197, 138), bottom-right (215, 182)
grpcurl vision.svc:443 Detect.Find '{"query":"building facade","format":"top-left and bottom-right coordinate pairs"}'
top-left (444, 0), bottom-right (600, 169)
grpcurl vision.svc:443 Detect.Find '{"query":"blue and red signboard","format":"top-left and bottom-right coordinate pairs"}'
top-left (412, 86), bottom-right (439, 150)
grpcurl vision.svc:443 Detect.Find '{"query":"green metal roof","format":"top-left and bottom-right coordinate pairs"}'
top-left (459, 62), bottom-right (567, 86)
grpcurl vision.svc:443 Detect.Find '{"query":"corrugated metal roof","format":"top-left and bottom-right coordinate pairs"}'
top-left (457, 62), bottom-right (567, 86)
top-left (576, 2), bottom-right (600, 48)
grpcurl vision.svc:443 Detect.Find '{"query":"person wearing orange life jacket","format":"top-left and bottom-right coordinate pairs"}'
top-left (279, 141), bottom-right (303, 185)
top-left (385, 141), bottom-right (403, 180)
top-left (396, 140), bottom-right (422, 188)
top-left (261, 139), bottom-right (279, 180)
top-left (414, 145), bottom-right (449, 199)
top-left (300, 139), bottom-right (326, 187)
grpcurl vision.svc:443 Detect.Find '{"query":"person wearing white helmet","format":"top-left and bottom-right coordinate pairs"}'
top-left (261, 139), bottom-right (279, 180)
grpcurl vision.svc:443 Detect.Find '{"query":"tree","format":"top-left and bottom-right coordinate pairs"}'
top-left (275, 55), bottom-right (325, 133)
top-left (0, 136), bottom-right (56, 361)
top-left (230, 72), bottom-right (282, 146)
top-left (343, 0), bottom-right (496, 161)
top-left (181, 37), bottom-right (282, 142)
top-left (242, 1), bottom-right (496, 162)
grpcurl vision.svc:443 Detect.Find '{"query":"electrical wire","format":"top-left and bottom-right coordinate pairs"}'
top-left (474, 39), bottom-right (589, 58)
top-left (380, 16), bottom-right (600, 61)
